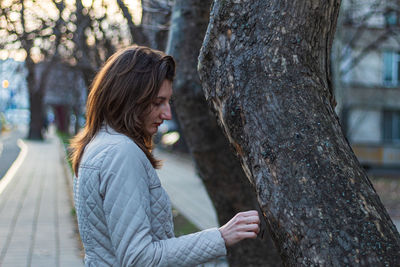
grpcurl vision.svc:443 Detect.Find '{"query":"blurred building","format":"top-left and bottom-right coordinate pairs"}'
top-left (0, 59), bottom-right (86, 133)
top-left (36, 62), bottom-right (87, 134)
top-left (334, 0), bottom-right (400, 170)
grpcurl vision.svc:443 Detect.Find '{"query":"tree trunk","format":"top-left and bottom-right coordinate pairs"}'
top-left (26, 61), bottom-right (44, 140)
top-left (166, 1), bottom-right (281, 266)
top-left (28, 60), bottom-right (59, 140)
top-left (198, 0), bottom-right (400, 266)
top-left (28, 88), bottom-right (44, 140)
top-left (141, 0), bottom-right (172, 50)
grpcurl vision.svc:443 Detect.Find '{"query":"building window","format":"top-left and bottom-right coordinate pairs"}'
top-left (383, 51), bottom-right (400, 86)
top-left (384, 10), bottom-right (398, 26)
top-left (383, 110), bottom-right (400, 143)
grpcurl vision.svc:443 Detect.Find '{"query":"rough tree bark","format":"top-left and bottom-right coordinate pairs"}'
top-left (198, 0), bottom-right (400, 266)
top-left (166, 1), bottom-right (281, 266)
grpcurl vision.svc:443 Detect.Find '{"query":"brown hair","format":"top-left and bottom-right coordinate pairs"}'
top-left (70, 46), bottom-right (175, 176)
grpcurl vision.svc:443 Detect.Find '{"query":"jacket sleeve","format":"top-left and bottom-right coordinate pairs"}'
top-left (100, 141), bottom-right (226, 267)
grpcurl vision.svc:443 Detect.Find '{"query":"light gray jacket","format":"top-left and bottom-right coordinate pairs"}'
top-left (73, 126), bottom-right (226, 266)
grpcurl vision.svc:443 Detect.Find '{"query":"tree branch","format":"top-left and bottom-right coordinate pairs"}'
top-left (340, 29), bottom-right (391, 77)
top-left (116, 0), bottom-right (148, 45)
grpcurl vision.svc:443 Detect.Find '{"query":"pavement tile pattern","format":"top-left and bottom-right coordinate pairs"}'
top-left (0, 133), bottom-right (83, 267)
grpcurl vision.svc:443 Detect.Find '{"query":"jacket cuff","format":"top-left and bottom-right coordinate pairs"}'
top-left (206, 227), bottom-right (227, 257)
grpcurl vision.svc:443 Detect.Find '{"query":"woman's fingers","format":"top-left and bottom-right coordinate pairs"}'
top-left (240, 222), bottom-right (259, 232)
top-left (238, 231), bottom-right (258, 239)
top-left (238, 210), bottom-right (258, 217)
top-left (219, 210), bottom-right (261, 247)
top-left (242, 215), bottom-right (260, 224)
top-left (233, 213), bottom-right (259, 224)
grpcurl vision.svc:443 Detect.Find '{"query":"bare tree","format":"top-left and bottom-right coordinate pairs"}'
top-left (0, 0), bottom-right (66, 139)
top-left (70, 0), bottom-right (131, 87)
top-left (199, 0), bottom-right (400, 265)
top-left (1, 0), bottom-right (135, 137)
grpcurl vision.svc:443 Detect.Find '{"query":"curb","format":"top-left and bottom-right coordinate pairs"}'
top-left (56, 135), bottom-right (85, 257)
top-left (0, 139), bottom-right (27, 196)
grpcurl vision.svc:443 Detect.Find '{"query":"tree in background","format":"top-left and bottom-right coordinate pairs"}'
top-left (117, 0), bottom-right (172, 51)
top-left (166, 0), bottom-right (281, 265)
top-left (0, 0), bottom-right (66, 139)
top-left (199, 0), bottom-right (400, 265)
top-left (71, 0), bottom-right (133, 87)
top-left (0, 0), bottom-right (134, 137)
top-left (140, 0), bottom-right (172, 50)
top-left (54, 0), bottom-right (132, 132)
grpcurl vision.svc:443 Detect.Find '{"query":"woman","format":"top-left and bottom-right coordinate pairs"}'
top-left (70, 46), bottom-right (260, 266)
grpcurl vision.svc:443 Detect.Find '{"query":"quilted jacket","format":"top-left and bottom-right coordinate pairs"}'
top-left (73, 126), bottom-right (227, 266)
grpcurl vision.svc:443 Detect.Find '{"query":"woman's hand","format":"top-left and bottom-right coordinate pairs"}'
top-left (218, 210), bottom-right (260, 246)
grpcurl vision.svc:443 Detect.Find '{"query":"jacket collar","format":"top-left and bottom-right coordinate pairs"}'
top-left (100, 124), bottom-right (119, 135)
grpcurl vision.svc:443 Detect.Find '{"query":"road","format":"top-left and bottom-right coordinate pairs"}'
top-left (0, 128), bottom-right (25, 179)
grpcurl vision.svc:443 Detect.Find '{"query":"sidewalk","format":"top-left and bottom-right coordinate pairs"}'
top-left (155, 149), bottom-right (220, 230)
top-left (0, 130), bottom-right (83, 266)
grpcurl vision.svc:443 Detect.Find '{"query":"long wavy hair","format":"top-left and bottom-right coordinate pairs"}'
top-left (70, 46), bottom-right (175, 176)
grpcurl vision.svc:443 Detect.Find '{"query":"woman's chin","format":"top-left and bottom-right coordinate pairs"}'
top-left (146, 127), bottom-right (158, 136)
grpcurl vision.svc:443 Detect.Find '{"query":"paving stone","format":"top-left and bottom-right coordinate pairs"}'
top-left (0, 130), bottom-right (84, 267)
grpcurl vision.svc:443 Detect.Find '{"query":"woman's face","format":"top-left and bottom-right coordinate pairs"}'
top-left (143, 80), bottom-right (173, 136)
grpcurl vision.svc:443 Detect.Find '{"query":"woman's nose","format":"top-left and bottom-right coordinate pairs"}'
top-left (161, 104), bottom-right (172, 120)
